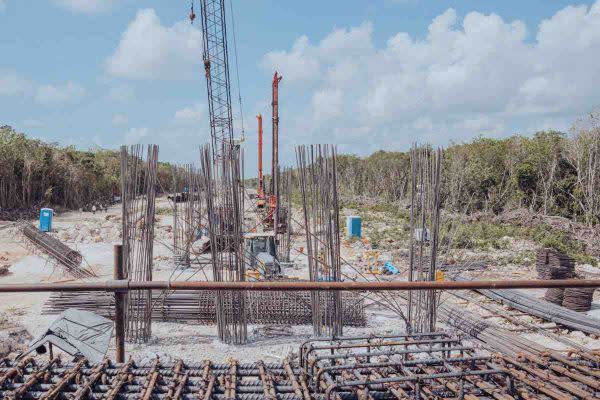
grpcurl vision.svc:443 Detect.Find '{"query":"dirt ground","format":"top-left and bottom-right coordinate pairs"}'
top-left (0, 200), bottom-right (406, 363)
top-left (1, 198), bottom-right (599, 363)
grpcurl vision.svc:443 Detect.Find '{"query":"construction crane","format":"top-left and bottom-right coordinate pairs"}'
top-left (192, 0), bottom-right (235, 160)
top-left (190, 0), bottom-right (245, 259)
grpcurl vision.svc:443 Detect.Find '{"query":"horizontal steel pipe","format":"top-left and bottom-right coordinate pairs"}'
top-left (0, 279), bottom-right (599, 293)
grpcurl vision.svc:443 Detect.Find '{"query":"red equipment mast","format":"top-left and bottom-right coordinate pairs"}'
top-left (271, 72), bottom-right (282, 200)
top-left (269, 72), bottom-right (282, 232)
top-left (257, 114), bottom-right (265, 203)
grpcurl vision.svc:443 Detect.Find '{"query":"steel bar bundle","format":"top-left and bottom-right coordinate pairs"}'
top-left (43, 290), bottom-right (367, 326)
top-left (200, 144), bottom-right (247, 344)
top-left (18, 222), bottom-right (94, 279)
top-left (407, 144), bottom-right (443, 333)
top-left (295, 144), bottom-right (342, 337)
top-left (450, 289), bottom-right (598, 354)
top-left (120, 144), bottom-right (159, 343)
top-left (543, 287), bottom-right (564, 305)
top-left (465, 283), bottom-right (600, 334)
top-left (439, 260), bottom-right (488, 272)
top-left (437, 303), bottom-right (600, 398)
top-left (536, 248), bottom-right (575, 279)
top-left (562, 287), bottom-right (595, 312)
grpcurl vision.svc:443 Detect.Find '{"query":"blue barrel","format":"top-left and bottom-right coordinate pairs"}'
top-left (346, 215), bottom-right (362, 239)
top-left (39, 208), bottom-right (53, 232)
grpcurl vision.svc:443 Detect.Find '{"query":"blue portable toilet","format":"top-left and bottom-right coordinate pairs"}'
top-left (39, 208), bottom-right (53, 232)
top-left (346, 215), bottom-right (362, 239)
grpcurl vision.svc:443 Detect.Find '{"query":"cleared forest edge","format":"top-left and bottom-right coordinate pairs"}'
top-left (337, 111), bottom-right (600, 225)
top-left (0, 125), bottom-right (177, 219)
top-left (2, 110), bottom-right (599, 226)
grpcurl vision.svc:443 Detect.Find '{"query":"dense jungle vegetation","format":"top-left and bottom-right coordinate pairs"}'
top-left (2, 110), bottom-right (599, 226)
top-left (0, 125), bottom-right (174, 216)
top-left (337, 112), bottom-right (600, 226)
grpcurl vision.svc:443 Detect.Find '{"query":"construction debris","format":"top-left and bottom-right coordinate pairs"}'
top-left (17, 309), bottom-right (113, 364)
top-left (18, 222), bottom-right (94, 279)
top-left (0, 207), bottom-right (38, 222)
top-left (0, 314), bottom-right (31, 358)
top-left (251, 325), bottom-right (294, 338)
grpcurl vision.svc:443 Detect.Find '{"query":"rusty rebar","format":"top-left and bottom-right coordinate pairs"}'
top-left (0, 278), bottom-right (599, 293)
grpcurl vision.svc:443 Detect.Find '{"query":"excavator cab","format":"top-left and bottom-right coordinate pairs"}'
top-left (244, 232), bottom-right (280, 276)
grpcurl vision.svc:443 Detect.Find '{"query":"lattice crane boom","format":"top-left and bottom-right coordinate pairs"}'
top-left (197, 0), bottom-right (235, 160)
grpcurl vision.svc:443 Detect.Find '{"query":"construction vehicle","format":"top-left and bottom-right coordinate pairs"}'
top-left (244, 232), bottom-right (280, 276)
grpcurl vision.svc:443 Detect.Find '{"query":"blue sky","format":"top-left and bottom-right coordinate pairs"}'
top-left (1, 0), bottom-right (600, 174)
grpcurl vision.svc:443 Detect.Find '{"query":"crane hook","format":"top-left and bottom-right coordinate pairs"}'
top-left (189, 1), bottom-right (196, 24)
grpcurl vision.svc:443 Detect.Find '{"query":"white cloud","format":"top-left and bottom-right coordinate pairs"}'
top-left (262, 36), bottom-right (320, 82)
top-left (1, 72), bottom-right (87, 110)
top-left (262, 2), bottom-right (600, 150)
top-left (311, 89), bottom-right (344, 125)
top-left (34, 81), bottom-right (86, 107)
top-left (124, 127), bottom-right (148, 145)
top-left (51, 0), bottom-right (118, 14)
top-left (22, 119), bottom-right (42, 128)
top-left (0, 71), bottom-right (32, 95)
top-left (0, 0), bottom-right (6, 12)
top-left (174, 102), bottom-right (204, 123)
top-left (108, 85), bottom-right (135, 103)
top-left (106, 9), bottom-right (202, 80)
top-left (112, 114), bottom-right (128, 126)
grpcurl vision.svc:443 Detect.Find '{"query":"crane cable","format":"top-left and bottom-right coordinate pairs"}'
top-left (228, 0), bottom-right (245, 140)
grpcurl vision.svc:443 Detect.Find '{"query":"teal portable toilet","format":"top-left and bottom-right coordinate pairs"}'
top-left (346, 215), bottom-right (362, 239)
top-left (39, 208), bottom-right (53, 232)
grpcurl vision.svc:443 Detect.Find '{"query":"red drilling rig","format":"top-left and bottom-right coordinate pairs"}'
top-left (262, 72), bottom-right (286, 233)
top-left (256, 113), bottom-right (265, 208)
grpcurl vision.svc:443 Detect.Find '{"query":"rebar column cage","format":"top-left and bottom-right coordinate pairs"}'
top-left (120, 144), bottom-right (158, 343)
top-left (295, 144), bottom-right (343, 337)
